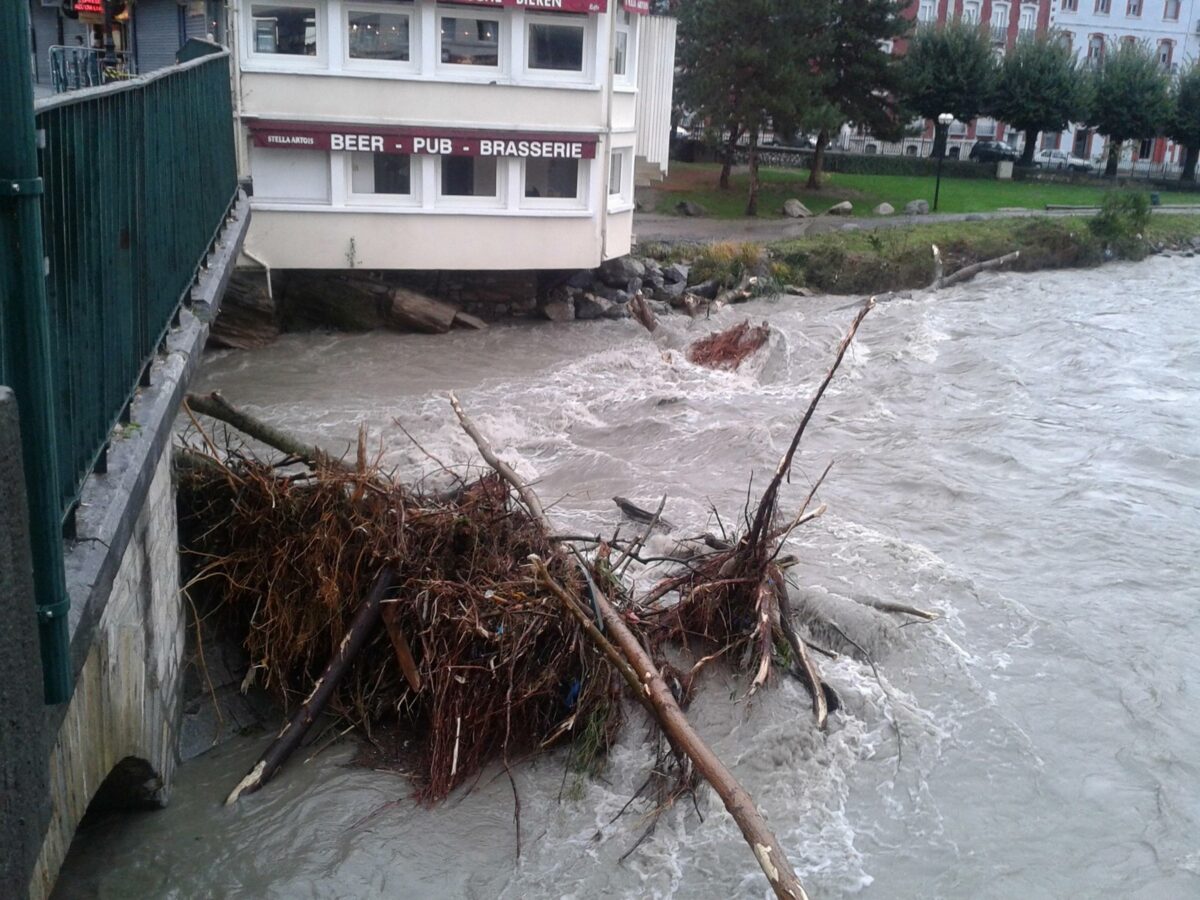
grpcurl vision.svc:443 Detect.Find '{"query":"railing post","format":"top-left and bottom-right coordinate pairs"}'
top-left (0, 2), bottom-right (73, 704)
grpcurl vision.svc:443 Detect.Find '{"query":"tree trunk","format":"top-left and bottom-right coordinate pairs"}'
top-left (806, 130), bottom-right (829, 190)
top-left (932, 122), bottom-right (948, 159)
top-left (1183, 144), bottom-right (1199, 182)
top-left (744, 130), bottom-right (760, 217)
top-left (1105, 140), bottom-right (1121, 178)
top-left (719, 124), bottom-right (741, 191)
top-left (225, 568), bottom-right (396, 804)
top-left (1021, 128), bottom-right (1038, 166)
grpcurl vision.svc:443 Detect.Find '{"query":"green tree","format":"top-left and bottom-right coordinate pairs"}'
top-left (1084, 40), bottom-right (1170, 177)
top-left (899, 20), bottom-right (997, 158)
top-left (990, 35), bottom-right (1087, 166)
top-left (806, 0), bottom-right (911, 188)
top-left (677, 0), bottom-right (826, 214)
top-left (1167, 61), bottom-right (1200, 182)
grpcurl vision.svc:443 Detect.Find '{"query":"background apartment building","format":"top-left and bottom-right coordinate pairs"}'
top-left (1050, 0), bottom-right (1200, 168)
top-left (232, 0), bottom-right (675, 272)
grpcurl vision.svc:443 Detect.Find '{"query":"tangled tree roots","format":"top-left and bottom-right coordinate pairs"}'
top-left (687, 319), bottom-right (771, 370)
top-left (180, 455), bottom-right (621, 804)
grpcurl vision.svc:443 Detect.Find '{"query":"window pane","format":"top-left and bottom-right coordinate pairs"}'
top-left (251, 5), bottom-right (317, 55)
top-left (529, 23), bottom-right (584, 71)
top-left (525, 158), bottom-right (578, 199)
top-left (608, 152), bottom-right (623, 195)
top-left (351, 152), bottom-right (411, 194)
top-left (613, 30), bottom-right (628, 76)
top-left (441, 16), bottom-right (499, 66)
top-left (442, 156), bottom-right (498, 197)
top-left (348, 12), bottom-right (409, 61)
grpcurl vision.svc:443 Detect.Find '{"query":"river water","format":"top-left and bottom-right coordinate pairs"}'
top-left (57, 258), bottom-right (1200, 899)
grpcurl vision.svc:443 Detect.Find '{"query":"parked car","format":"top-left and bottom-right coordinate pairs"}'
top-left (1034, 149), bottom-right (1092, 172)
top-left (968, 140), bottom-right (1020, 163)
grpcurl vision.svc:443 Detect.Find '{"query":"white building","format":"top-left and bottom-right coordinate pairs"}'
top-left (1050, 0), bottom-right (1200, 167)
top-left (231, 0), bottom-right (675, 272)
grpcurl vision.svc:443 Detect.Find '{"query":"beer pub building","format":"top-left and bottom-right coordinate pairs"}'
top-left (233, 0), bottom-right (675, 272)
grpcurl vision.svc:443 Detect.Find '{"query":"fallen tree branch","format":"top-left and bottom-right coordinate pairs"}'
top-left (186, 391), bottom-right (353, 473)
top-left (938, 251), bottom-right (1020, 289)
top-left (226, 567), bottom-right (396, 804)
top-left (452, 397), bottom-right (810, 900)
top-left (853, 597), bottom-right (939, 622)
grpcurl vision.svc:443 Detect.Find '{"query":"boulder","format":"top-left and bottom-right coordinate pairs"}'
top-left (688, 278), bottom-right (720, 299)
top-left (603, 301), bottom-right (632, 320)
top-left (655, 279), bottom-right (687, 302)
top-left (594, 283), bottom-right (630, 304)
top-left (782, 198), bottom-right (813, 218)
top-left (648, 299), bottom-right (672, 316)
top-left (904, 199), bottom-right (930, 215)
top-left (873, 202), bottom-right (895, 216)
top-left (574, 293), bottom-right (615, 320)
top-left (598, 255), bottom-right (646, 287)
top-left (826, 201), bottom-right (854, 216)
top-left (566, 269), bottom-right (594, 289)
top-left (676, 200), bottom-right (707, 217)
top-left (209, 270), bottom-right (280, 349)
top-left (542, 298), bottom-right (575, 322)
top-left (663, 262), bottom-right (689, 284)
top-left (387, 287), bottom-right (460, 334)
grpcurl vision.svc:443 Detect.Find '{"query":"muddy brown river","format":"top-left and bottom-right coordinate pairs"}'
top-left (56, 257), bottom-right (1200, 899)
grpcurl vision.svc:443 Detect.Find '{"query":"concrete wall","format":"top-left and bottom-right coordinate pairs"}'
top-left (29, 449), bottom-right (183, 900)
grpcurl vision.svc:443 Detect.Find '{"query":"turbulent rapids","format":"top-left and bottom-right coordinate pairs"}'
top-left (55, 257), bottom-right (1200, 899)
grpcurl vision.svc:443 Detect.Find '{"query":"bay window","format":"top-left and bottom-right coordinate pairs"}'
top-left (614, 10), bottom-right (635, 83)
top-left (608, 147), bottom-right (631, 208)
top-left (440, 14), bottom-right (500, 67)
top-left (528, 18), bottom-right (585, 71)
top-left (347, 7), bottom-right (412, 62)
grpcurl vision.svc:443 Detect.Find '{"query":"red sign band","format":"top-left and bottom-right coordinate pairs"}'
top-left (249, 121), bottom-right (598, 160)
top-left (444, 0), bottom-right (608, 11)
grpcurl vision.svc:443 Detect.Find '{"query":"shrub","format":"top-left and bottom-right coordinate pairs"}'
top-left (689, 241), bottom-right (767, 286)
top-left (739, 146), bottom-right (1002, 180)
top-left (1088, 191), bottom-right (1152, 242)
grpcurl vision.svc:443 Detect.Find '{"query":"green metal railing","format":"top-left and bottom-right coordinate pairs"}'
top-left (36, 48), bottom-right (239, 526)
top-left (1, 14), bottom-right (238, 703)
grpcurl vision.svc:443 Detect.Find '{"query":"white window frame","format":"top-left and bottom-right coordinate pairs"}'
top-left (962, 1), bottom-right (981, 24)
top-left (1164, 0), bottom-right (1181, 20)
top-left (519, 157), bottom-right (589, 210)
top-left (250, 146), bottom-right (332, 204)
top-left (435, 4), bottom-right (506, 79)
top-left (607, 145), bottom-right (633, 212)
top-left (1126, 0), bottom-right (1143, 16)
top-left (1095, 0), bottom-right (1111, 14)
top-left (613, 9), bottom-right (636, 87)
top-left (434, 154), bottom-right (507, 210)
top-left (991, 2), bottom-right (1011, 28)
top-left (521, 12), bottom-right (594, 84)
top-left (343, 1), bottom-right (419, 74)
top-left (243, 0), bottom-right (328, 70)
top-left (344, 151), bottom-right (422, 208)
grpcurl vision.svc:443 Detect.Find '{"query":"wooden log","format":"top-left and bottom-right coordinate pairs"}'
top-left (387, 287), bottom-right (460, 334)
top-left (613, 496), bottom-right (676, 532)
top-left (939, 250), bottom-right (1020, 289)
top-left (185, 391), bottom-right (353, 473)
top-left (225, 567), bottom-right (396, 804)
top-left (381, 601), bottom-right (422, 692)
top-left (629, 292), bottom-right (658, 333)
top-left (452, 396), bottom-right (809, 900)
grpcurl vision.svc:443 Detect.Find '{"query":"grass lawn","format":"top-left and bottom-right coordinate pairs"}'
top-left (652, 162), bottom-right (1200, 218)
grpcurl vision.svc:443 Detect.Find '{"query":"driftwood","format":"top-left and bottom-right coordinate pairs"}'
top-left (931, 245), bottom-right (1021, 290)
top-left (387, 287), bottom-right (460, 334)
top-left (226, 567), bottom-right (396, 805)
top-left (688, 320), bottom-right (772, 370)
top-left (452, 310), bottom-right (488, 330)
top-left (451, 395), bottom-right (810, 900)
top-left (854, 597), bottom-right (939, 621)
top-left (613, 495), bottom-right (675, 532)
top-left (629, 292), bottom-right (658, 333)
top-left (186, 391), bottom-right (353, 473)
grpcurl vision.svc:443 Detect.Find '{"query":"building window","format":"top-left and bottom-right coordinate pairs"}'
top-left (1127, 0), bottom-right (1142, 15)
top-left (614, 11), bottom-right (632, 77)
top-left (977, 117), bottom-right (997, 137)
top-left (1061, 0), bottom-right (1078, 9)
top-left (251, 4), bottom-right (318, 56)
top-left (440, 15), bottom-right (500, 67)
top-left (962, 1), bottom-right (981, 23)
top-left (524, 157), bottom-right (581, 202)
top-left (609, 150), bottom-right (624, 195)
top-left (351, 152), bottom-right (411, 195)
top-left (1157, 39), bottom-right (1173, 69)
top-left (1019, 3), bottom-right (1038, 29)
top-left (1094, 0), bottom-right (1111, 12)
top-left (347, 9), bottom-right (410, 61)
top-left (440, 156), bottom-right (499, 198)
top-left (992, 2), bottom-right (1010, 27)
top-left (528, 19), bottom-right (585, 71)
top-left (1164, 0), bottom-right (1180, 19)
top-left (1139, 137), bottom-right (1153, 157)
top-left (918, 1), bottom-right (936, 22)
top-left (1088, 34), bottom-right (1104, 63)
top-left (250, 147), bottom-right (330, 203)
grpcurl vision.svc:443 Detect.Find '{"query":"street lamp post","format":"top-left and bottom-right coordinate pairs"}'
top-left (934, 112), bottom-right (954, 212)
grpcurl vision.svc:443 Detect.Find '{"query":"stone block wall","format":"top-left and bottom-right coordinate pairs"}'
top-left (29, 448), bottom-right (183, 900)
